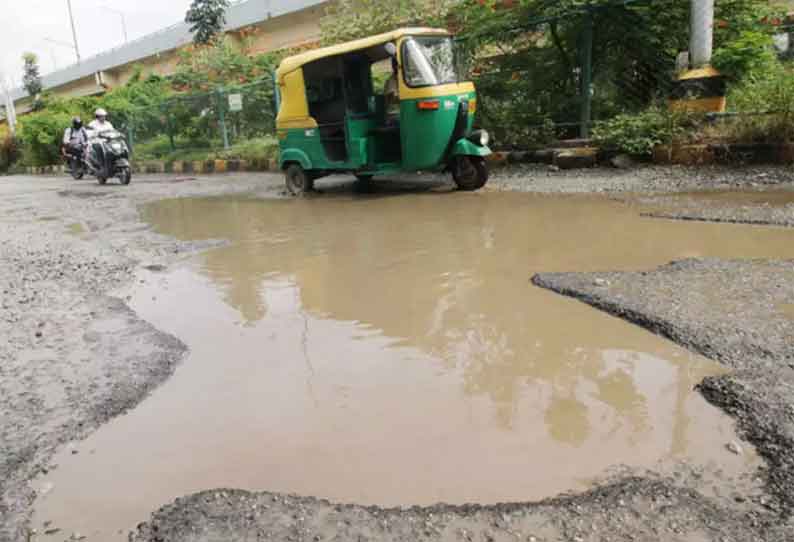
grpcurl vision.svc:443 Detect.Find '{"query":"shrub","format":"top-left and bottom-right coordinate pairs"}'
top-left (592, 106), bottom-right (694, 156)
top-left (713, 30), bottom-right (778, 81)
top-left (132, 135), bottom-right (279, 164)
top-left (720, 59), bottom-right (794, 142)
top-left (216, 136), bottom-right (279, 162)
top-left (17, 110), bottom-right (71, 166)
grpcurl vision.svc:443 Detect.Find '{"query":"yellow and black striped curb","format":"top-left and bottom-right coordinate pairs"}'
top-left (23, 143), bottom-right (794, 175)
top-left (26, 158), bottom-right (281, 176)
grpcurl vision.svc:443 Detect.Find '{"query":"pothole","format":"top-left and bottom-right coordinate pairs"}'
top-left (32, 191), bottom-right (794, 541)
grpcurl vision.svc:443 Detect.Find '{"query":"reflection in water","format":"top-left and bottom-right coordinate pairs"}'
top-left (141, 193), bottom-right (794, 432)
top-left (32, 191), bottom-right (790, 540)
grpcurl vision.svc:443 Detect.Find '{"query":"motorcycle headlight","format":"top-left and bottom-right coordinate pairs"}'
top-left (469, 130), bottom-right (490, 147)
top-left (110, 142), bottom-right (123, 151)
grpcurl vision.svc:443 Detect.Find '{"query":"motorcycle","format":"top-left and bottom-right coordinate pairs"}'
top-left (61, 143), bottom-right (87, 180)
top-left (87, 130), bottom-right (132, 185)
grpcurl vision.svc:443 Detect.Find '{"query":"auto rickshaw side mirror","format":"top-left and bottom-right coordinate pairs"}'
top-left (384, 42), bottom-right (397, 58)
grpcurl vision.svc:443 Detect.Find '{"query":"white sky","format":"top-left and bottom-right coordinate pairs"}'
top-left (0, 0), bottom-right (192, 89)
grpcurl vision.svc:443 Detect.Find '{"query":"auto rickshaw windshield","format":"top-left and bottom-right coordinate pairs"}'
top-left (402, 36), bottom-right (466, 87)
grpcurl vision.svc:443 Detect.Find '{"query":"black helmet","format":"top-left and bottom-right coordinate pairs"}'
top-left (72, 116), bottom-right (82, 129)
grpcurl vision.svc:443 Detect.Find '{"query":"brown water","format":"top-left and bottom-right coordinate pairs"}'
top-left (32, 191), bottom-right (794, 541)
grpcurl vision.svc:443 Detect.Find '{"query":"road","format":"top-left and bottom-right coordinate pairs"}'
top-left (1, 167), bottom-right (793, 542)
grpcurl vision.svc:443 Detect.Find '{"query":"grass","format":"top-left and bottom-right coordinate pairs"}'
top-left (131, 135), bottom-right (279, 163)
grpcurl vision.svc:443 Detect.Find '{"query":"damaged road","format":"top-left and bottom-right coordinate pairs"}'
top-left (0, 174), bottom-right (275, 542)
top-left (635, 190), bottom-right (794, 227)
top-left (533, 258), bottom-right (794, 538)
top-left (1, 168), bottom-right (794, 542)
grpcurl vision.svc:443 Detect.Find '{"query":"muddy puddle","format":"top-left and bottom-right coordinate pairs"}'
top-left (32, 191), bottom-right (794, 541)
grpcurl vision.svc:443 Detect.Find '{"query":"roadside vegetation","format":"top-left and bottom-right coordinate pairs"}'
top-left (1, 0), bottom-right (792, 173)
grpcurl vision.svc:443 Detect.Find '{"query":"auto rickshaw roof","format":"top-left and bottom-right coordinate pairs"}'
top-left (276, 27), bottom-right (451, 79)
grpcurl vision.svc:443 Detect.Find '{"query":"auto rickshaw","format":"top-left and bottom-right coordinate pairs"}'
top-left (274, 28), bottom-right (492, 195)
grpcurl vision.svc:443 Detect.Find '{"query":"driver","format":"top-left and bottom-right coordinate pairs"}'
top-left (86, 108), bottom-right (115, 169)
top-left (384, 56), bottom-right (400, 121)
top-left (88, 108), bottom-right (114, 134)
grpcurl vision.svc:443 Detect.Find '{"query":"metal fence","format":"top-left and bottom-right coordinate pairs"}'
top-left (122, 78), bottom-right (276, 160)
top-left (468, 0), bottom-right (683, 147)
top-left (116, 1), bottom-right (792, 158)
top-left (468, 0), bottom-right (793, 148)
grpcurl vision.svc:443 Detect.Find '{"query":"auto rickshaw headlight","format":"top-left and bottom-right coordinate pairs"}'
top-left (469, 130), bottom-right (489, 147)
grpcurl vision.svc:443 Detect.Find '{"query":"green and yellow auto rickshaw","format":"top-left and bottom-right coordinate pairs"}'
top-left (275, 27), bottom-right (492, 195)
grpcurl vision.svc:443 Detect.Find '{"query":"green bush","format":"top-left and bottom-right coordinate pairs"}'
top-left (713, 30), bottom-right (779, 81)
top-left (214, 136), bottom-right (278, 162)
top-left (133, 135), bottom-right (278, 164)
top-left (17, 110), bottom-right (71, 166)
top-left (592, 107), bottom-right (693, 156)
top-left (721, 60), bottom-right (794, 142)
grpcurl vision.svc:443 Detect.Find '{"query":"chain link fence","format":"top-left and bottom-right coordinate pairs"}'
top-left (122, 78), bottom-right (277, 161)
top-left (468, 0), bottom-right (793, 150)
top-left (468, 0), bottom-right (686, 147)
top-left (111, 1), bottom-right (792, 160)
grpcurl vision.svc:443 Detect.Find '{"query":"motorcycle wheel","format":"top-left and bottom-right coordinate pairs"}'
top-left (70, 166), bottom-right (84, 180)
top-left (97, 176), bottom-right (107, 185)
top-left (119, 168), bottom-right (132, 186)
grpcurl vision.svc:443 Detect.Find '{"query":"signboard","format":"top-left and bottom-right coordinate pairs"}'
top-left (228, 93), bottom-right (243, 112)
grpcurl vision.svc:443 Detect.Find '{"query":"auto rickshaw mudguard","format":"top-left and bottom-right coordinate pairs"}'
top-left (451, 139), bottom-right (492, 158)
top-left (280, 148), bottom-right (313, 170)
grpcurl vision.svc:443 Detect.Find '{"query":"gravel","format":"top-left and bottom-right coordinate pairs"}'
top-left (0, 173), bottom-right (278, 542)
top-left (637, 195), bottom-right (794, 227)
top-left (489, 163), bottom-right (794, 194)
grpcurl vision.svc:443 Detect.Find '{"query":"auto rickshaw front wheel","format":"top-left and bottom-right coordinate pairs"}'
top-left (452, 156), bottom-right (489, 191)
top-left (285, 164), bottom-right (314, 196)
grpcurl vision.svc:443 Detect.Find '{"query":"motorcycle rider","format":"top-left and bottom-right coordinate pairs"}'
top-left (87, 108), bottom-right (115, 171)
top-left (88, 108), bottom-right (114, 133)
top-left (62, 117), bottom-right (88, 160)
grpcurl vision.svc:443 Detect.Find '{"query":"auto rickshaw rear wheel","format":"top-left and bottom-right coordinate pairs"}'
top-left (452, 156), bottom-right (488, 191)
top-left (285, 164), bottom-right (313, 195)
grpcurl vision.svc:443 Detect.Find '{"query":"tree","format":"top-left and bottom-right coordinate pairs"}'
top-left (447, 0), bottom-right (781, 146)
top-left (185, 0), bottom-right (231, 45)
top-left (22, 52), bottom-right (42, 98)
top-left (320, 0), bottom-right (456, 45)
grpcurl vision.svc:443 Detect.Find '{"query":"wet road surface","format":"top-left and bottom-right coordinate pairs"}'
top-left (31, 190), bottom-right (794, 540)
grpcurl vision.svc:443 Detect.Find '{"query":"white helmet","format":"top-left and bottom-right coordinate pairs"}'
top-left (95, 108), bottom-right (108, 117)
